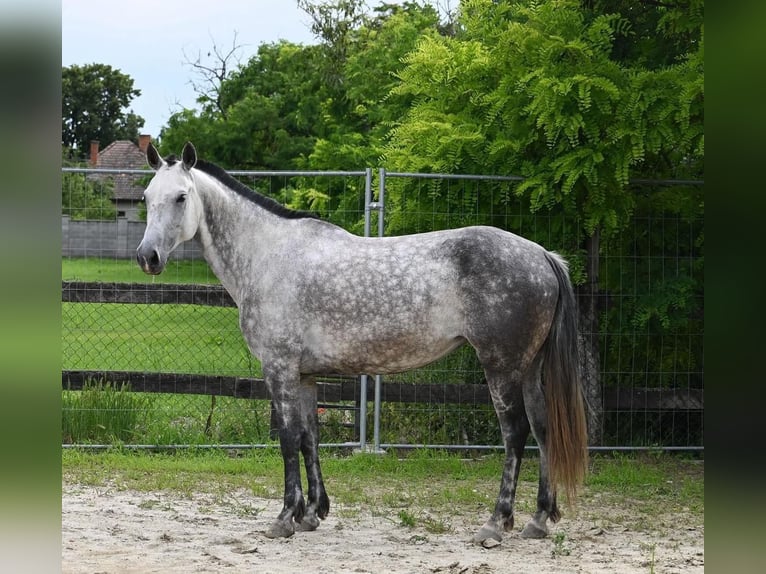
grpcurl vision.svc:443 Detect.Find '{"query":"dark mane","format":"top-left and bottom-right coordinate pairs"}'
top-left (167, 155), bottom-right (319, 220)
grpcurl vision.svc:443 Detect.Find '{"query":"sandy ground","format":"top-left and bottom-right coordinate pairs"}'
top-left (62, 480), bottom-right (703, 574)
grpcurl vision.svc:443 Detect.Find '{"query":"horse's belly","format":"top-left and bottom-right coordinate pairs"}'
top-left (300, 326), bottom-right (466, 375)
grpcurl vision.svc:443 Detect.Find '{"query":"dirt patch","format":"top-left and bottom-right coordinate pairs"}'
top-left (62, 481), bottom-right (703, 573)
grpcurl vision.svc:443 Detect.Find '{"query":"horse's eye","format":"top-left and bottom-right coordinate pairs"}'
top-left (177, 194), bottom-right (186, 204)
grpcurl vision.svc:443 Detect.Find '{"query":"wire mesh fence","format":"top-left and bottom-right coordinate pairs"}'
top-left (373, 172), bottom-right (703, 451)
top-left (61, 167), bottom-right (703, 451)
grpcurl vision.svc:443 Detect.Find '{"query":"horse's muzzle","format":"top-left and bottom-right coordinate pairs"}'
top-left (136, 245), bottom-right (164, 275)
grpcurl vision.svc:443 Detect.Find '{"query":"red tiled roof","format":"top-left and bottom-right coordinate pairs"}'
top-left (91, 140), bottom-right (150, 200)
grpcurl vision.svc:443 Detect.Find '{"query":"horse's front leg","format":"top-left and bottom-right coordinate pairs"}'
top-left (295, 376), bottom-right (330, 532)
top-left (263, 368), bottom-right (305, 539)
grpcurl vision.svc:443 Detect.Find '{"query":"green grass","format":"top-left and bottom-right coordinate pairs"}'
top-left (62, 450), bottom-right (704, 531)
top-left (581, 452), bottom-right (704, 532)
top-left (586, 452), bottom-right (704, 504)
top-left (63, 257), bottom-right (219, 284)
top-left (62, 302), bottom-right (254, 375)
top-left (62, 388), bottom-right (277, 446)
top-left (63, 257), bottom-right (242, 375)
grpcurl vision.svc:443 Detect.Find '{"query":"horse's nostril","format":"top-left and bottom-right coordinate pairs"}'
top-left (136, 246), bottom-right (161, 271)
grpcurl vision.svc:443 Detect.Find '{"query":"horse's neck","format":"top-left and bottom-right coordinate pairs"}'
top-left (194, 174), bottom-right (274, 305)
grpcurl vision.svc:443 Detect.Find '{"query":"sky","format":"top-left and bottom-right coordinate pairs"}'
top-left (62, 0), bottom-right (319, 139)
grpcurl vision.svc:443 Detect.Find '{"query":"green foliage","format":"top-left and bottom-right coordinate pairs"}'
top-left (62, 172), bottom-right (116, 220)
top-left (379, 401), bottom-right (501, 447)
top-left (285, 187), bottom-right (332, 215)
top-left (306, 1), bottom-right (442, 169)
top-left (62, 63), bottom-right (145, 154)
top-left (297, 0), bottom-right (367, 95)
top-left (599, 185), bottom-right (704, 391)
top-left (63, 389), bottom-right (276, 446)
top-left (384, 0), bottom-right (703, 236)
top-left (160, 41), bottom-right (321, 170)
top-left (398, 509), bottom-right (417, 527)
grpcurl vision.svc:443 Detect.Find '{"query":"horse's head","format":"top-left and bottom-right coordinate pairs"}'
top-left (136, 142), bottom-right (203, 275)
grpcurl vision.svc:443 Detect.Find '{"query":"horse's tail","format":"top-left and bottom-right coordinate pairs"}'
top-left (541, 251), bottom-right (588, 504)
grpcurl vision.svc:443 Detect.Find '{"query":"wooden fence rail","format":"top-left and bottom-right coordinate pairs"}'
top-left (62, 281), bottom-right (235, 307)
top-left (62, 370), bottom-right (703, 411)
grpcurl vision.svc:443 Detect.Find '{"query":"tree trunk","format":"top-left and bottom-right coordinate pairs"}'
top-left (577, 229), bottom-right (603, 446)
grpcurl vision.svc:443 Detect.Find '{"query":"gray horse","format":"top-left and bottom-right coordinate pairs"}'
top-left (136, 142), bottom-right (588, 544)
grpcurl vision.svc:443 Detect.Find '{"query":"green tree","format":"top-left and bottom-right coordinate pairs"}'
top-left (385, 0), bottom-right (702, 228)
top-left (160, 3), bottom-right (446, 173)
top-left (297, 0), bottom-right (367, 103)
top-left (305, 1), bottom-right (443, 170)
top-left (289, 1), bottom-right (446, 222)
top-left (383, 0), bottom-right (703, 442)
top-left (160, 41), bottom-right (322, 170)
top-left (62, 172), bottom-right (116, 220)
top-left (62, 63), bottom-right (145, 154)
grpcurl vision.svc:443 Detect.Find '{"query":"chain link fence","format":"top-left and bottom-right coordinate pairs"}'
top-left (62, 167), bottom-right (703, 451)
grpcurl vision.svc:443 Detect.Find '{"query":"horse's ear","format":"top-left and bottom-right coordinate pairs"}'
top-left (182, 142), bottom-right (197, 171)
top-left (146, 142), bottom-right (164, 170)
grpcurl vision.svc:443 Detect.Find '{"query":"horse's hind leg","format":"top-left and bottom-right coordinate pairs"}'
top-left (519, 376), bottom-right (560, 539)
top-left (294, 376), bottom-right (330, 532)
top-left (473, 370), bottom-right (530, 544)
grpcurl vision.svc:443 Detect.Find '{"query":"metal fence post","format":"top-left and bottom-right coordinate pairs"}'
top-left (372, 168), bottom-right (387, 453)
top-left (357, 168), bottom-right (374, 451)
top-left (358, 375), bottom-right (368, 450)
top-left (377, 167), bottom-right (385, 237)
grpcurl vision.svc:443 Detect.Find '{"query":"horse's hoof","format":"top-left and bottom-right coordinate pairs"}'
top-left (317, 492), bottom-right (330, 520)
top-left (295, 513), bottom-right (320, 532)
top-left (264, 519), bottom-right (295, 539)
top-left (520, 521), bottom-right (548, 539)
top-left (472, 523), bottom-right (502, 545)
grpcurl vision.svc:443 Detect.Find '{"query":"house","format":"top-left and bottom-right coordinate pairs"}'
top-left (88, 134), bottom-right (152, 221)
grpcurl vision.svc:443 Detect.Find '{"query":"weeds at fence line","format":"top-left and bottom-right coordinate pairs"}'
top-left (62, 381), bottom-right (362, 446)
top-left (62, 379), bottom-right (148, 444)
